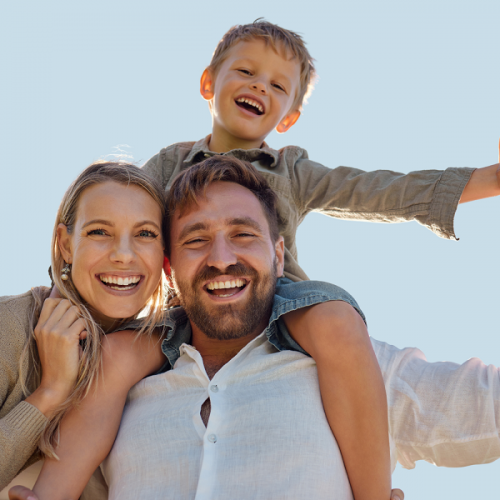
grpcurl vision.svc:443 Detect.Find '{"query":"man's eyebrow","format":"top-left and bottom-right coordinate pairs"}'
top-left (227, 217), bottom-right (264, 233)
top-left (178, 222), bottom-right (209, 241)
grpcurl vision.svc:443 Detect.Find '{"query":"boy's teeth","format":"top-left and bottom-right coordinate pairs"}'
top-left (236, 98), bottom-right (263, 113)
top-left (207, 278), bottom-right (246, 290)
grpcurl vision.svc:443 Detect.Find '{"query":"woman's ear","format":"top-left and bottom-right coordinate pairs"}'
top-left (200, 68), bottom-right (215, 101)
top-left (57, 223), bottom-right (73, 264)
top-left (276, 109), bottom-right (301, 134)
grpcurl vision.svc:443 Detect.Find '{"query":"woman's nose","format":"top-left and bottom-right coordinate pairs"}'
top-left (110, 236), bottom-right (135, 264)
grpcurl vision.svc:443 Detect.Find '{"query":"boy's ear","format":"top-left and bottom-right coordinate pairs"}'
top-left (57, 223), bottom-right (73, 264)
top-left (276, 109), bottom-right (301, 134)
top-left (200, 68), bottom-right (215, 101)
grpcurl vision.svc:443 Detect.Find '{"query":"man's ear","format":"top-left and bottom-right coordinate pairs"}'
top-left (200, 68), bottom-right (215, 101)
top-left (275, 236), bottom-right (285, 276)
top-left (276, 109), bottom-right (301, 134)
top-left (56, 223), bottom-right (73, 264)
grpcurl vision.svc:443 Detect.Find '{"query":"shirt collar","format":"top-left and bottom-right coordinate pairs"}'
top-left (183, 135), bottom-right (280, 168)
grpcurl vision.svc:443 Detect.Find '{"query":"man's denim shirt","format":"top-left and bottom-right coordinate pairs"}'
top-left (142, 135), bottom-right (474, 282)
top-left (124, 278), bottom-right (365, 371)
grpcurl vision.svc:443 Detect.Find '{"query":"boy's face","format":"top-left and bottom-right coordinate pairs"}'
top-left (201, 39), bottom-right (301, 149)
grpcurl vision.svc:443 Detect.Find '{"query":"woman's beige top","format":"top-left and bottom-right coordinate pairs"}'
top-left (0, 291), bottom-right (48, 490)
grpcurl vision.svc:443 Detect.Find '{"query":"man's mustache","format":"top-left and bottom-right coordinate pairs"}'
top-left (193, 262), bottom-right (258, 287)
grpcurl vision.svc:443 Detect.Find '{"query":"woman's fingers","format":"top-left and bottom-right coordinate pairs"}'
top-left (8, 485), bottom-right (39, 500)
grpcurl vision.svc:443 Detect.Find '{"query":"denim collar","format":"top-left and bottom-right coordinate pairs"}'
top-left (183, 135), bottom-right (280, 168)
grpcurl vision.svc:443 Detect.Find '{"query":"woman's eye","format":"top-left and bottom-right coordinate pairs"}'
top-left (138, 230), bottom-right (158, 238)
top-left (87, 228), bottom-right (107, 236)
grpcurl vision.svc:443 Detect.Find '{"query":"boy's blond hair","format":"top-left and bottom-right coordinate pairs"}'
top-left (209, 19), bottom-right (316, 111)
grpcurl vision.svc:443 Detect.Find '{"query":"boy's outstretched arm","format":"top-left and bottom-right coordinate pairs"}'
top-left (29, 330), bottom-right (165, 500)
top-left (282, 301), bottom-right (391, 500)
top-left (460, 142), bottom-right (500, 203)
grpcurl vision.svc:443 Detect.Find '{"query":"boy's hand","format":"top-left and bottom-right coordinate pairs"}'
top-left (8, 486), bottom-right (38, 500)
top-left (391, 488), bottom-right (405, 500)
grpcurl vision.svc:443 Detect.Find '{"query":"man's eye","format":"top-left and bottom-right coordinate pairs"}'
top-left (235, 233), bottom-right (255, 238)
top-left (185, 238), bottom-right (206, 245)
top-left (138, 229), bottom-right (159, 239)
top-left (87, 228), bottom-right (107, 236)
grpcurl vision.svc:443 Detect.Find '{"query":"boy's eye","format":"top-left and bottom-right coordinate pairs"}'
top-left (272, 83), bottom-right (286, 92)
top-left (238, 69), bottom-right (252, 76)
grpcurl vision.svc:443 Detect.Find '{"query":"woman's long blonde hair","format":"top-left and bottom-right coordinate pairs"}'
top-left (20, 161), bottom-right (168, 458)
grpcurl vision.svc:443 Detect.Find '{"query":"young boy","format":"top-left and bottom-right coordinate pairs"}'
top-left (19, 20), bottom-right (499, 500)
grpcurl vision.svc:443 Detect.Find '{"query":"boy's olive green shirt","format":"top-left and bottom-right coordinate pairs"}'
top-left (143, 136), bottom-right (474, 282)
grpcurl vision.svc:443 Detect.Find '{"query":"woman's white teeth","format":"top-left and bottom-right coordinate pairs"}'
top-left (207, 279), bottom-right (245, 290)
top-left (236, 97), bottom-right (263, 113)
top-left (100, 275), bottom-right (140, 286)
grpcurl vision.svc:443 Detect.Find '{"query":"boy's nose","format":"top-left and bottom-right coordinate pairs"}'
top-left (251, 81), bottom-right (267, 95)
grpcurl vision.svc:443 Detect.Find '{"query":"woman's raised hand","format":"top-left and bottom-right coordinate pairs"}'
top-left (25, 298), bottom-right (87, 417)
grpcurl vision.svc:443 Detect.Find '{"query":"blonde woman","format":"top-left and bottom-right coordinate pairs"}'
top-left (0, 161), bottom-right (168, 489)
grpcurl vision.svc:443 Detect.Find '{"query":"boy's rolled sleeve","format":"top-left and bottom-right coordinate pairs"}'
top-left (290, 152), bottom-right (475, 240)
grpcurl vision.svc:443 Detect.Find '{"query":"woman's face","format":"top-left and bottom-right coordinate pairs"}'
top-left (58, 181), bottom-right (164, 330)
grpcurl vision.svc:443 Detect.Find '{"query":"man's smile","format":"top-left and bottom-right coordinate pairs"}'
top-left (204, 276), bottom-right (249, 299)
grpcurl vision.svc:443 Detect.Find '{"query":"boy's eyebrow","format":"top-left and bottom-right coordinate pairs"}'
top-left (179, 217), bottom-right (264, 240)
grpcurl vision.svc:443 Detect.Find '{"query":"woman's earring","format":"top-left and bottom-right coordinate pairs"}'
top-left (61, 263), bottom-right (71, 281)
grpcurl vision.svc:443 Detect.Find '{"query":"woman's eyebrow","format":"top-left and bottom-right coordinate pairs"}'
top-left (133, 220), bottom-right (162, 231)
top-left (81, 219), bottom-right (114, 229)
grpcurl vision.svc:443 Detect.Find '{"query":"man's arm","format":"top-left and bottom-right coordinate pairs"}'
top-left (373, 338), bottom-right (500, 471)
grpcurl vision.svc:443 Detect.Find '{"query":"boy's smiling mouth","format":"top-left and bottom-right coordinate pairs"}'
top-left (235, 95), bottom-right (265, 115)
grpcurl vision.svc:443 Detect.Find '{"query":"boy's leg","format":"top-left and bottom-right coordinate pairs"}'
top-left (282, 301), bottom-right (391, 500)
top-left (31, 330), bottom-right (165, 500)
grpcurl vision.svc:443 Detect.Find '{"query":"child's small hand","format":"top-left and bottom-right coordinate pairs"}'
top-left (8, 485), bottom-right (38, 500)
top-left (391, 488), bottom-right (405, 500)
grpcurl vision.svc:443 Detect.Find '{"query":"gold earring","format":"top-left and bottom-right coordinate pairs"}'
top-left (61, 263), bottom-right (71, 281)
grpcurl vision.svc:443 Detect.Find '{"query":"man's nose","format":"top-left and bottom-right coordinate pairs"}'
top-left (206, 234), bottom-right (237, 270)
top-left (110, 235), bottom-right (135, 264)
top-left (251, 80), bottom-right (267, 95)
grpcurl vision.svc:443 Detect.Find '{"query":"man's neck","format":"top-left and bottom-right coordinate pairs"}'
top-left (190, 322), bottom-right (266, 379)
top-left (208, 126), bottom-right (265, 153)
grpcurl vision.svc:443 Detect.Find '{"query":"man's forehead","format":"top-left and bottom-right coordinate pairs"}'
top-left (171, 182), bottom-right (269, 236)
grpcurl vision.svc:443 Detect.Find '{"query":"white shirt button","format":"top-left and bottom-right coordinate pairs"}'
top-left (210, 385), bottom-right (219, 393)
top-left (207, 434), bottom-right (217, 443)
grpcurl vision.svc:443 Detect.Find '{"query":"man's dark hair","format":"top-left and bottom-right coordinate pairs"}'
top-left (166, 155), bottom-right (280, 256)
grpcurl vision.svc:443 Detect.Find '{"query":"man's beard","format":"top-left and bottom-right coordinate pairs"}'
top-left (173, 261), bottom-right (277, 341)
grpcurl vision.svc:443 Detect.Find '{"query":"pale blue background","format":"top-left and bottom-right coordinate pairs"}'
top-left (1, 0), bottom-right (499, 497)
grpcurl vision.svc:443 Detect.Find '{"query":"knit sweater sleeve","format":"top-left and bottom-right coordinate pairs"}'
top-left (0, 294), bottom-right (48, 490)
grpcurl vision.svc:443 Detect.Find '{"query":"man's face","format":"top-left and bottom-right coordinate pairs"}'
top-left (169, 181), bottom-right (284, 341)
top-left (203, 39), bottom-right (302, 147)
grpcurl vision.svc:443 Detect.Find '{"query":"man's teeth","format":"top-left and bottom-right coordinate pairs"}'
top-left (100, 275), bottom-right (141, 286)
top-left (207, 279), bottom-right (246, 290)
top-left (236, 97), bottom-right (263, 113)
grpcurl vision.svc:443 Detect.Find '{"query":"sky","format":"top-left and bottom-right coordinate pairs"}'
top-left (1, 0), bottom-right (499, 497)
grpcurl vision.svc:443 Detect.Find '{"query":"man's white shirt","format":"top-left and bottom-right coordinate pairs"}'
top-left (84, 334), bottom-right (500, 500)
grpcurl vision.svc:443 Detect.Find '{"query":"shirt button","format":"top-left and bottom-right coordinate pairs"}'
top-left (207, 434), bottom-right (217, 443)
top-left (210, 385), bottom-right (219, 393)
